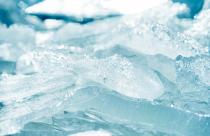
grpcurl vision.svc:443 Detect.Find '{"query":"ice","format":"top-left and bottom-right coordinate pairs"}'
top-left (0, 25), bottom-right (35, 45)
top-left (47, 7), bottom-right (207, 59)
top-left (0, 60), bottom-right (16, 74)
top-left (26, 0), bottom-right (168, 24)
top-left (94, 45), bottom-right (176, 82)
top-left (204, 0), bottom-right (210, 9)
top-left (0, 0), bottom-right (24, 25)
top-left (0, 72), bottom-right (77, 134)
top-left (0, 24), bottom-right (35, 61)
top-left (1, 0), bottom-right (210, 135)
top-left (153, 54), bottom-right (210, 115)
top-left (71, 130), bottom-right (112, 136)
top-left (7, 86), bottom-right (210, 136)
top-left (16, 48), bottom-right (164, 100)
top-left (173, 55), bottom-right (210, 113)
top-left (172, 0), bottom-right (204, 18)
top-left (0, 102), bottom-right (4, 109)
top-left (0, 0), bottom-right (42, 26)
top-left (64, 86), bottom-right (210, 136)
top-left (176, 55), bottom-right (210, 88)
top-left (184, 9), bottom-right (210, 47)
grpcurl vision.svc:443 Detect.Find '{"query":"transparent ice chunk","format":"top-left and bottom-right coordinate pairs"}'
top-left (16, 48), bottom-right (164, 100)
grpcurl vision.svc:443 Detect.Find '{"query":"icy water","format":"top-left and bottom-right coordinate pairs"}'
top-left (0, 0), bottom-right (210, 135)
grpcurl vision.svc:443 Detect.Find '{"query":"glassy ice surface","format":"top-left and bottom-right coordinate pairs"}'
top-left (0, 0), bottom-right (210, 135)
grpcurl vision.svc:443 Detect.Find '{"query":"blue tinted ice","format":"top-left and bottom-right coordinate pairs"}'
top-left (0, 0), bottom-right (210, 135)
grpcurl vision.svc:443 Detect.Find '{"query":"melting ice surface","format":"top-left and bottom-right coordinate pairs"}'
top-left (0, 0), bottom-right (210, 135)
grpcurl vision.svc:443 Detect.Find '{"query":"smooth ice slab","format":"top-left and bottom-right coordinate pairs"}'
top-left (12, 85), bottom-right (210, 136)
top-left (64, 86), bottom-right (210, 136)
